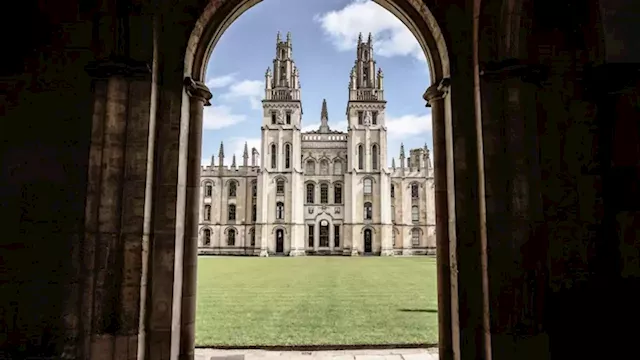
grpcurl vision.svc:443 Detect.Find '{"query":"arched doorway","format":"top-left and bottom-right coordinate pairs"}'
top-left (275, 229), bottom-right (284, 254)
top-left (319, 219), bottom-right (330, 248)
top-left (364, 229), bottom-right (373, 254)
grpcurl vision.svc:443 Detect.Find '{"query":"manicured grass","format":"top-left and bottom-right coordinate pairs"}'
top-left (195, 256), bottom-right (438, 347)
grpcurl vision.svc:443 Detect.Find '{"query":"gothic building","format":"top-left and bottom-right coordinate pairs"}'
top-left (198, 32), bottom-right (435, 256)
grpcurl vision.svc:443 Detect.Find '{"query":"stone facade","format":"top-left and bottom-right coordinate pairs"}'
top-left (198, 32), bottom-right (435, 256)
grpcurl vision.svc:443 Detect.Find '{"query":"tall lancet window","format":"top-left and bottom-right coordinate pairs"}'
top-left (271, 144), bottom-right (277, 169)
top-left (358, 145), bottom-right (364, 170)
top-left (285, 144), bottom-right (291, 169)
top-left (372, 144), bottom-right (379, 170)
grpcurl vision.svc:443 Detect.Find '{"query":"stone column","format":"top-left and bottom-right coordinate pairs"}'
top-left (479, 59), bottom-right (549, 360)
top-left (83, 57), bottom-right (152, 359)
top-left (423, 77), bottom-right (453, 360)
top-left (179, 77), bottom-right (212, 360)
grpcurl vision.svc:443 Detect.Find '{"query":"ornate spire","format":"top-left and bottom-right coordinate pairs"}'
top-left (276, 31), bottom-right (281, 43)
top-left (243, 142), bottom-right (249, 158)
top-left (319, 99), bottom-right (329, 133)
top-left (367, 32), bottom-right (372, 45)
top-left (358, 32), bottom-right (362, 44)
top-left (287, 31), bottom-right (291, 42)
top-left (231, 154), bottom-right (236, 168)
top-left (400, 143), bottom-right (405, 158)
top-left (218, 142), bottom-right (224, 157)
top-left (210, 155), bottom-right (215, 166)
top-left (391, 157), bottom-right (396, 169)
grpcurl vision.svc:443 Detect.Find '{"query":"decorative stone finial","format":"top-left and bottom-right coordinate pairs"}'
top-left (400, 143), bottom-right (405, 158)
top-left (287, 31), bottom-right (291, 42)
top-left (358, 32), bottom-right (362, 44)
top-left (218, 142), bottom-right (224, 157)
top-left (276, 31), bottom-right (281, 42)
top-left (243, 142), bottom-right (249, 158)
top-left (210, 155), bottom-right (215, 166)
top-left (231, 154), bottom-right (236, 168)
top-left (368, 32), bottom-right (372, 44)
top-left (266, 67), bottom-right (271, 76)
top-left (391, 157), bottom-right (396, 169)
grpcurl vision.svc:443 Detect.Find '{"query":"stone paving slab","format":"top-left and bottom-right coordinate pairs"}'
top-left (196, 348), bottom-right (439, 360)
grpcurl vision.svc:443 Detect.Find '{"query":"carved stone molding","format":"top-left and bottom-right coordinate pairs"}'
top-left (85, 56), bottom-right (151, 79)
top-left (184, 77), bottom-right (213, 106)
top-left (423, 77), bottom-right (450, 107)
top-left (480, 58), bottom-right (549, 86)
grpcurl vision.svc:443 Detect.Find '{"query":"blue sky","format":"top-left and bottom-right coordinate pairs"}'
top-left (202, 0), bottom-right (433, 167)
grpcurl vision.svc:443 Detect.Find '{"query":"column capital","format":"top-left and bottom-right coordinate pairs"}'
top-left (423, 77), bottom-right (450, 107)
top-left (184, 77), bottom-right (213, 106)
top-left (85, 56), bottom-right (151, 79)
top-left (480, 58), bottom-right (549, 86)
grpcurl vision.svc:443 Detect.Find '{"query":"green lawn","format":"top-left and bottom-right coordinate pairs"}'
top-left (196, 256), bottom-right (438, 347)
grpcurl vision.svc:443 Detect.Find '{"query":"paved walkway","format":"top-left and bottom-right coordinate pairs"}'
top-left (195, 348), bottom-right (439, 360)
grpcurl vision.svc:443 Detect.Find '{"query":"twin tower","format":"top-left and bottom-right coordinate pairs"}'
top-left (200, 31), bottom-right (435, 256)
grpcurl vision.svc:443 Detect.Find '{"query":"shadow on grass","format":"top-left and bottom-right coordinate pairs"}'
top-left (398, 309), bottom-right (438, 313)
top-left (196, 343), bottom-right (439, 351)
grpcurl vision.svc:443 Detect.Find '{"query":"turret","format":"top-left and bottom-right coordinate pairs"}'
top-left (265, 30), bottom-right (300, 101)
top-left (399, 143), bottom-right (405, 176)
top-left (319, 99), bottom-right (329, 133)
top-left (252, 148), bottom-right (259, 167)
top-left (218, 142), bottom-right (225, 168)
top-left (243, 142), bottom-right (249, 167)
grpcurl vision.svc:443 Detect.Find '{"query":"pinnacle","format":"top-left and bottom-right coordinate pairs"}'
top-left (243, 142), bottom-right (249, 157)
top-left (218, 141), bottom-right (224, 157)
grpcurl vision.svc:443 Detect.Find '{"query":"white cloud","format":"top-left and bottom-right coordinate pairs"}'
top-left (314, 0), bottom-right (426, 62)
top-left (206, 73), bottom-right (236, 88)
top-left (386, 113), bottom-right (432, 139)
top-left (202, 105), bottom-right (247, 130)
top-left (221, 80), bottom-right (263, 110)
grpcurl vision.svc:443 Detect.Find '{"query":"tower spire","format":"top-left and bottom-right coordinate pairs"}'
top-left (319, 99), bottom-right (329, 133)
top-left (218, 142), bottom-right (225, 167)
top-left (243, 142), bottom-right (249, 167)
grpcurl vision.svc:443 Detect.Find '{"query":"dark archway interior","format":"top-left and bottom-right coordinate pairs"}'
top-left (1, 0), bottom-right (640, 360)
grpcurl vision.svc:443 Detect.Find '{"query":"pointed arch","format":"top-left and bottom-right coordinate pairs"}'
top-left (357, 144), bottom-right (364, 170)
top-left (284, 143), bottom-right (291, 169)
top-left (372, 143), bottom-right (379, 170)
top-left (270, 143), bottom-right (277, 169)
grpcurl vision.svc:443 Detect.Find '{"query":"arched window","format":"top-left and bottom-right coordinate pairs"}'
top-left (204, 182), bottom-right (212, 197)
top-left (306, 160), bottom-right (315, 175)
top-left (227, 229), bottom-right (236, 246)
top-left (286, 111), bottom-right (291, 125)
top-left (364, 202), bottom-right (373, 220)
top-left (271, 144), bottom-right (277, 169)
top-left (412, 205), bottom-right (419, 222)
top-left (252, 204), bottom-right (257, 222)
top-left (228, 204), bottom-right (236, 221)
top-left (412, 228), bottom-right (420, 246)
top-left (411, 183), bottom-right (419, 199)
top-left (285, 144), bottom-right (291, 169)
top-left (228, 181), bottom-right (237, 197)
top-left (334, 183), bottom-right (342, 204)
top-left (391, 184), bottom-right (395, 198)
top-left (358, 144), bottom-right (364, 170)
top-left (392, 205), bottom-right (395, 222)
top-left (306, 183), bottom-right (315, 203)
top-left (204, 205), bottom-right (211, 221)
top-left (320, 160), bottom-right (329, 175)
top-left (364, 178), bottom-right (372, 195)
top-left (372, 144), bottom-right (379, 170)
top-left (333, 160), bottom-right (343, 175)
top-left (320, 183), bottom-right (329, 204)
top-left (251, 181), bottom-right (257, 198)
top-left (276, 202), bottom-right (284, 220)
top-left (203, 228), bottom-right (211, 246)
top-left (250, 228), bottom-right (256, 247)
top-left (276, 179), bottom-right (285, 194)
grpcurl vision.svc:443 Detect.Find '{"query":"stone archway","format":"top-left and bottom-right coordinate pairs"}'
top-left (175, 1), bottom-right (453, 359)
